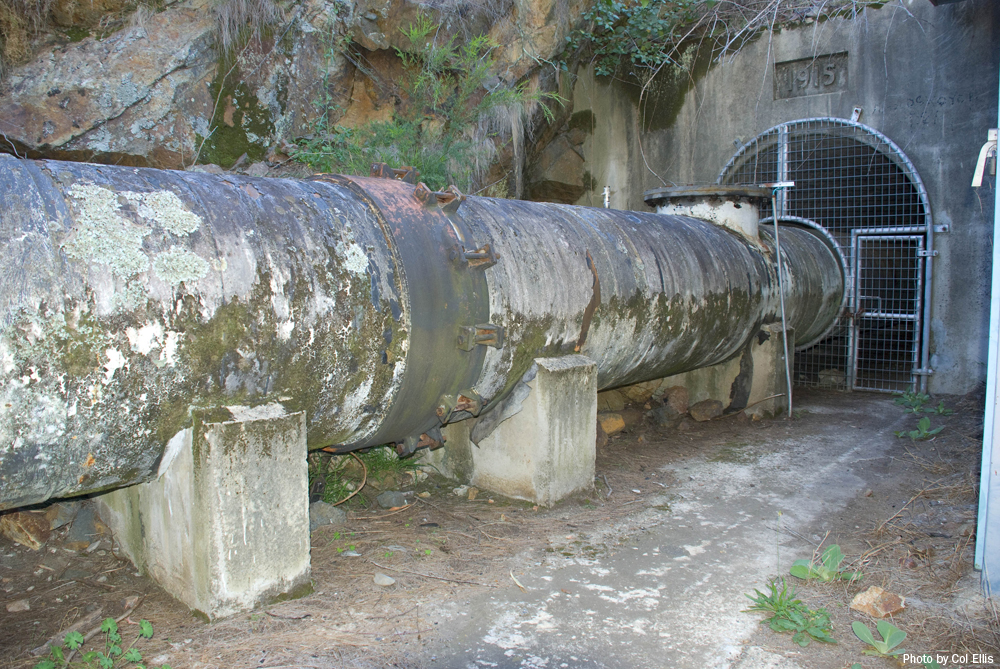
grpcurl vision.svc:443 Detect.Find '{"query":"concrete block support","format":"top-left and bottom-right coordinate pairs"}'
top-left (745, 324), bottom-right (796, 418)
top-left (471, 355), bottom-right (597, 506)
top-left (598, 325), bottom-right (795, 418)
top-left (662, 323), bottom-right (794, 417)
top-left (421, 421), bottom-right (474, 484)
top-left (97, 410), bottom-right (312, 620)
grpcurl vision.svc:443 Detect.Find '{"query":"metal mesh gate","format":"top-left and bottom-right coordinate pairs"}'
top-left (719, 118), bottom-right (934, 392)
top-left (853, 235), bottom-right (925, 392)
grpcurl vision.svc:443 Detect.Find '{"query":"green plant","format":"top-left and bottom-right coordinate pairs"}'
top-left (852, 620), bottom-right (906, 657)
top-left (34, 618), bottom-right (170, 669)
top-left (893, 390), bottom-right (953, 416)
top-left (357, 445), bottom-right (420, 483)
top-left (213, 0), bottom-right (283, 58)
top-left (922, 658), bottom-right (943, 669)
top-left (744, 578), bottom-right (836, 647)
top-left (565, 1), bottom-right (885, 85)
top-left (894, 390), bottom-right (930, 413)
top-left (790, 544), bottom-right (862, 582)
top-left (566, 0), bottom-right (707, 78)
top-left (895, 416), bottom-right (944, 441)
top-left (296, 15), bottom-right (560, 192)
top-left (308, 452), bottom-right (355, 505)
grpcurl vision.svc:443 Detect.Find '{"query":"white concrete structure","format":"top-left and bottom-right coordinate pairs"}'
top-left (97, 411), bottom-right (311, 620)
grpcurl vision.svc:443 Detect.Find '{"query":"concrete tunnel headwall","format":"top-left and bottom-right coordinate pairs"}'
top-left (0, 155), bottom-right (844, 510)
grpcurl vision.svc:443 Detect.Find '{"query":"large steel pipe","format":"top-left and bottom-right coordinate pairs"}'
top-left (0, 156), bottom-right (844, 509)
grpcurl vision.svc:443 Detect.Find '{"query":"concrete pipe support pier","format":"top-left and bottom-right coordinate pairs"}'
top-left (0, 157), bottom-right (844, 511)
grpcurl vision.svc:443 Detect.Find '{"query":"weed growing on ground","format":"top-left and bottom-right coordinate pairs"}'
top-left (852, 620), bottom-right (907, 657)
top-left (790, 544), bottom-right (862, 582)
top-left (744, 578), bottom-right (836, 647)
top-left (895, 416), bottom-right (945, 441)
top-left (34, 617), bottom-right (170, 669)
top-left (895, 390), bottom-right (931, 413)
top-left (894, 390), bottom-right (954, 416)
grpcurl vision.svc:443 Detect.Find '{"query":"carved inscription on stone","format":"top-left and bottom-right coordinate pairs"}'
top-left (774, 52), bottom-right (848, 99)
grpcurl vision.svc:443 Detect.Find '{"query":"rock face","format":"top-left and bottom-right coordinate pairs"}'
top-left (0, 0), bottom-right (355, 169)
top-left (0, 0), bottom-right (585, 176)
top-left (525, 111), bottom-right (593, 203)
top-left (1, 0), bottom-right (217, 167)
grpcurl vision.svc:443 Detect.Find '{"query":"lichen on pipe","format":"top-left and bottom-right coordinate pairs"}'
top-left (0, 157), bottom-right (844, 510)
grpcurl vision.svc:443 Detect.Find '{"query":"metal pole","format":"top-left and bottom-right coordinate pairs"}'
top-left (766, 182), bottom-right (796, 419)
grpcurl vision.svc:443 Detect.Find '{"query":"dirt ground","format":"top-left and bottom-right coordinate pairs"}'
top-left (1, 389), bottom-right (998, 668)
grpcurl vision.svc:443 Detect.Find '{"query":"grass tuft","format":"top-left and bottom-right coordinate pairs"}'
top-left (213, 0), bottom-right (283, 58)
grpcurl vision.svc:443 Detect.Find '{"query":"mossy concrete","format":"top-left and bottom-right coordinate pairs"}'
top-left (470, 355), bottom-right (597, 507)
top-left (97, 410), bottom-right (311, 620)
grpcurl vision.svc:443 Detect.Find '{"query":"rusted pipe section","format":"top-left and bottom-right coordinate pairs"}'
top-left (0, 157), bottom-right (844, 509)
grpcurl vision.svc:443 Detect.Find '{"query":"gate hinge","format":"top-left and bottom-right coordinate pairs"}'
top-left (934, 224), bottom-right (950, 234)
top-left (458, 324), bottom-right (504, 351)
top-left (912, 367), bottom-right (935, 376)
top-left (917, 249), bottom-right (938, 257)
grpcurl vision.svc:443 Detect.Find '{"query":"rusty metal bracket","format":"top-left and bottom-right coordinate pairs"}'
top-left (443, 220), bottom-right (498, 270)
top-left (435, 389), bottom-right (484, 424)
top-left (448, 243), bottom-right (498, 269)
top-left (370, 162), bottom-right (420, 184)
top-left (413, 183), bottom-right (466, 213)
top-left (458, 324), bottom-right (504, 351)
top-left (396, 426), bottom-right (445, 457)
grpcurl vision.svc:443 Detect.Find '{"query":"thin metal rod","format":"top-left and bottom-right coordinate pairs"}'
top-left (771, 191), bottom-right (793, 419)
top-left (920, 201), bottom-right (934, 394)
top-left (777, 125), bottom-right (789, 216)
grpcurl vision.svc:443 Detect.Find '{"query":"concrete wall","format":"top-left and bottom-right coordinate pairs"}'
top-left (571, 0), bottom-right (999, 394)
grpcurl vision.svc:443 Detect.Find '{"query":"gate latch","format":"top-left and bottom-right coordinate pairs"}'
top-left (458, 324), bottom-right (504, 351)
top-left (917, 249), bottom-right (938, 257)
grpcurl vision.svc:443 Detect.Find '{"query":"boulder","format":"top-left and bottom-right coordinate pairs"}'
top-left (0, 0), bottom-right (217, 167)
top-left (309, 500), bottom-right (347, 531)
top-left (662, 386), bottom-right (689, 414)
top-left (44, 501), bottom-right (81, 530)
top-left (689, 399), bottom-right (723, 422)
top-left (376, 490), bottom-right (408, 509)
top-left (0, 511), bottom-right (50, 550)
top-left (648, 404), bottom-right (682, 427)
top-left (598, 412), bottom-right (625, 436)
top-left (64, 504), bottom-right (108, 551)
top-left (850, 586), bottom-right (905, 618)
top-left (597, 389), bottom-right (626, 412)
top-left (621, 380), bottom-right (662, 404)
